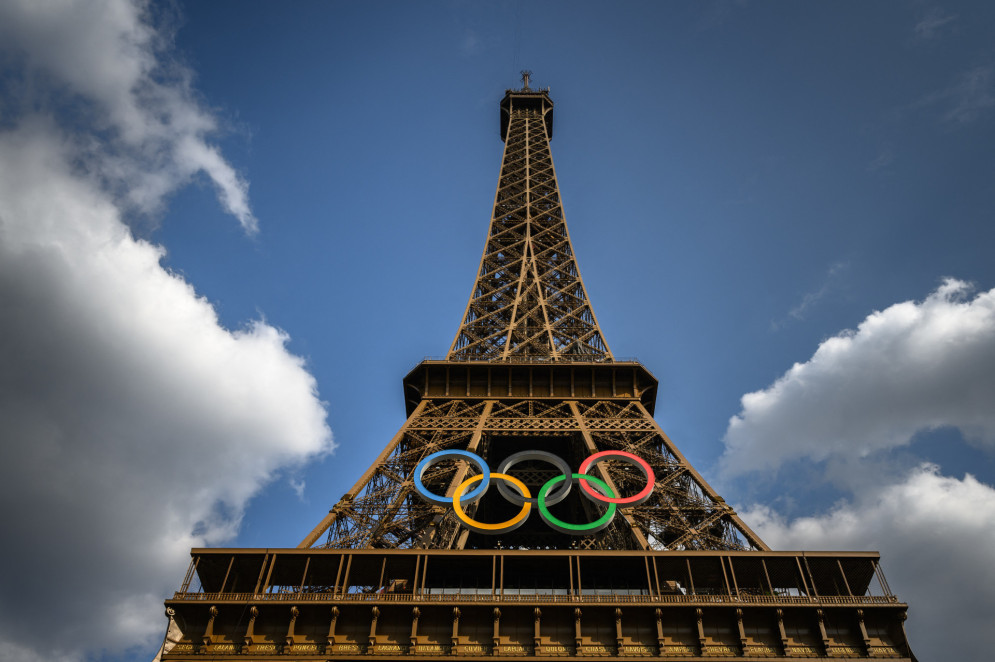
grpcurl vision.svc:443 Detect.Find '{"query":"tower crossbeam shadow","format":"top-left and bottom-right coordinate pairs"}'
top-left (156, 75), bottom-right (916, 662)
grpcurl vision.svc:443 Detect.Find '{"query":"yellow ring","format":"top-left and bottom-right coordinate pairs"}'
top-left (453, 473), bottom-right (532, 533)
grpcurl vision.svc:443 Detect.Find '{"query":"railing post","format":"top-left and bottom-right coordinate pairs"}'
top-left (179, 556), bottom-right (199, 593)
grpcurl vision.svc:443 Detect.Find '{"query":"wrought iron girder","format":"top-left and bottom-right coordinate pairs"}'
top-left (450, 107), bottom-right (609, 362)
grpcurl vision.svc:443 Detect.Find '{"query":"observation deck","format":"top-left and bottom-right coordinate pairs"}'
top-left (162, 548), bottom-right (912, 660)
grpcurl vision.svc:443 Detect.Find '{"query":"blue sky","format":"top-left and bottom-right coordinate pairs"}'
top-left (1, 1), bottom-right (994, 660)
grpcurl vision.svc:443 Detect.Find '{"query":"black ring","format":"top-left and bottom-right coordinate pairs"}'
top-left (495, 450), bottom-right (572, 506)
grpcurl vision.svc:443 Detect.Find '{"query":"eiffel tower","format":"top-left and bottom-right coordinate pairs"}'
top-left (157, 74), bottom-right (915, 661)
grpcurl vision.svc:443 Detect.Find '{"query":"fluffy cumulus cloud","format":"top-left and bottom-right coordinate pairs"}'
top-left (0, 1), bottom-right (332, 661)
top-left (0, 0), bottom-right (257, 232)
top-left (743, 464), bottom-right (995, 661)
top-left (723, 278), bottom-right (995, 474)
top-left (723, 279), bottom-right (995, 660)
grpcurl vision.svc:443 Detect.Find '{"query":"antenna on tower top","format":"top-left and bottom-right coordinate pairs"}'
top-left (520, 70), bottom-right (532, 90)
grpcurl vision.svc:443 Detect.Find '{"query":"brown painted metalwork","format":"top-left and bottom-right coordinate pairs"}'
top-left (300, 79), bottom-right (765, 554)
top-left (158, 75), bottom-right (914, 661)
top-left (162, 548), bottom-right (912, 660)
top-left (449, 85), bottom-right (609, 362)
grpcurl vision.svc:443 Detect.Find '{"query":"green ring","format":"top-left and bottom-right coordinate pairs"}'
top-left (537, 473), bottom-right (617, 534)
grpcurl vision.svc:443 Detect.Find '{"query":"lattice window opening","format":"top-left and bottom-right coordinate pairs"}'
top-left (480, 286), bottom-right (517, 301)
top-left (481, 245), bottom-right (522, 260)
top-left (500, 165), bottom-right (526, 177)
top-left (471, 287), bottom-right (512, 302)
top-left (546, 292), bottom-right (587, 306)
top-left (547, 288), bottom-right (588, 304)
top-left (498, 179), bottom-right (525, 190)
top-left (538, 258), bottom-right (574, 272)
top-left (710, 523), bottom-right (756, 552)
top-left (360, 470), bottom-right (402, 493)
top-left (675, 475), bottom-right (715, 505)
top-left (465, 309), bottom-right (512, 325)
top-left (499, 168), bottom-right (527, 181)
top-left (497, 180), bottom-right (526, 191)
top-left (355, 482), bottom-right (404, 507)
top-left (496, 190), bottom-right (526, 203)
top-left (479, 252), bottom-right (521, 266)
top-left (554, 272), bottom-right (584, 284)
top-left (480, 267), bottom-right (511, 281)
top-left (546, 249), bottom-right (576, 262)
top-left (647, 484), bottom-right (716, 513)
top-left (530, 198), bottom-right (560, 210)
top-left (588, 434), bottom-right (674, 467)
top-left (550, 290), bottom-right (585, 305)
top-left (552, 332), bottom-right (593, 348)
top-left (464, 316), bottom-right (512, 334)
top-left (498, 174), bottom-right (527, 187)
top-left (581, 401), bottom-right (647, 419)
top-left (463, 322), bottom-right (507, 341)
top-left (478, 260), bottom-right (519, 275)
top-left (544, 317), bottom-right (583, 333)
top-left (552, 319), bottom-right (592, 332)
top-left (480, 257), bottom-right (517, 273)
top-left (419, 398), bottom-right (488, 417)
top-left (762, 558), bottom-right (815, 597)
top-left (490, 219), bottom-right (525, 232)
top-left (665, 516), bottom-right (747, 552)
top-left (494, 204), bottom-right (526, 217)
top-left (536, 253), bottom-right (565, 266)
top-left (556, 327), bottom-right (598, 343)
top-left (491, 217), bottom-right (524, 229)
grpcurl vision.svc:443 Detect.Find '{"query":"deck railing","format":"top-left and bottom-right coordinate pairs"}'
top-left (172, 591), bottom-right (899, 606)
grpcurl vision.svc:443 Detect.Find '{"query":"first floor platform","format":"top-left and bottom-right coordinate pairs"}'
top-left (158, 548), bottom-right (914, 660)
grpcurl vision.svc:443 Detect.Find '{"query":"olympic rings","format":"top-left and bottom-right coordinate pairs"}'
top-left (538, 473), bottom-right (616, 534)
top-left (453, 473), bottom-right (531, 534)
top-left (411, 448), bottom-right (655, 535)
top-left (578, 450), bottom-right (655, 505)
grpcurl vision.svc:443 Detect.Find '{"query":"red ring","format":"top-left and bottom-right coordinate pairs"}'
top-left (578, 450), bottom-right (655, 505)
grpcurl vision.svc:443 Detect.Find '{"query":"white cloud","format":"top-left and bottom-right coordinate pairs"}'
top-left (743, 463), bottom-right (995, 661)
top-left (725, 278), bottom-right (995, 474)
top-left (914, 64), bottom-right (995, 126)
top-left (461, 29), bottom-right (481, 56)
top-left (0, 1), bottom-right (332, 660)
top-left (866, 147), bottom-right (894, 173)
top-left (914, 7), bottom-right (957, 40)
top-left (771, 261), bottom-right (848, 330)
top-left (942, 65), bottom-right (995, 125)
top-left (0, 0), bottom-right (258, 232)
top-left (727, 278), bottom-right (995, 659)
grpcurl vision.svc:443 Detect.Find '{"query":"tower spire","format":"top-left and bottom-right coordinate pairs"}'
top-left (449, 84), bottom-right (612, 362)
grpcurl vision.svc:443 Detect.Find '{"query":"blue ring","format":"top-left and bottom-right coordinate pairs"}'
top-left (413, 450), bottom-right (490, 506)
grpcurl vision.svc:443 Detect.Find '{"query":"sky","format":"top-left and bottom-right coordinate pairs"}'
top-left (0, 1), bottom-right (993, 660)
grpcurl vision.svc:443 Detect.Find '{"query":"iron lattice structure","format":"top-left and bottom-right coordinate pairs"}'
top-left (299, 82), bottom-right (767, 554)
top-left (448, 89), bottom-right (609, 361)
top-left (158, 76), bottom-right (914, 662)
